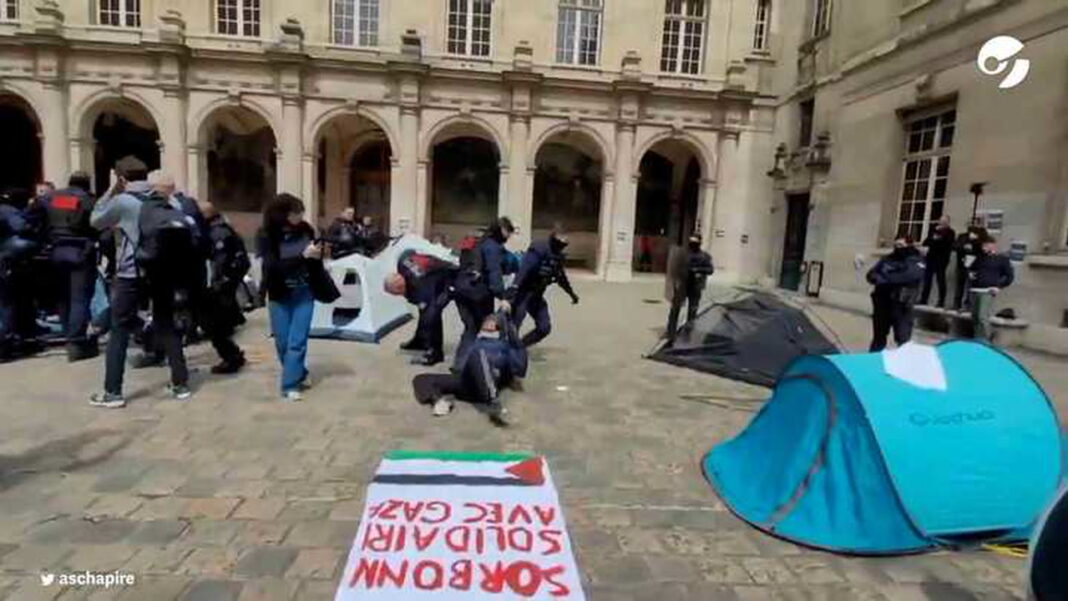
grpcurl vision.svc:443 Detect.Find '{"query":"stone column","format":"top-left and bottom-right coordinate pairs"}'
top-left (597, 173), bottom-right (616, 278)
top-left (393, 106), bottom-right (419, 236)
top-left (606, 124), bottom-right (636, 282)
top-left (160, 90), bottom-right (187, 189)
top-left (186, 145), bottom-right (204, 200)
top-left (507, 115), bottom-right (531, 249)
top-left (712, 129), bottom-right (745, 283)
top-left (278, 98), bottom-right (304, 196)
top-left (302, 151), bottom-right (317, 227)
top-left (415, 160), bottom-right (430, 236)
top-left (40, 82), bottom-right (69, 184)
top-left (497, 165), bottom-right (510, 223)
top-left (699, 178), bottom-right (718, 252)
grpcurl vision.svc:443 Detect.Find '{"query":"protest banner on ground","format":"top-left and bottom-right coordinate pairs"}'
top-left (335, 451), bottom-right (586, 600)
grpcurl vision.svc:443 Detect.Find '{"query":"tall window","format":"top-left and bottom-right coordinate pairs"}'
top-left (99, 0), bottom-right (141, 27)
top-left (2, 0), bottom-right (18, 21)
top-left (798, 99), bottom-right (814, 147)
top-left (557, 0), bottom-right (602, 66)
top-left (812, 0), bottom-right (831, 37)
top-left (896, 108), bottom-right (956, 241)
top-left (660, 0), bottom-right (706, 75)
top-left (753, 0), bottom-right (771, 50)
top-left (217, 0), bottom-right (260, 37)
top-left (333, 0), bottom-right (379, 46)
top-left (447, 0), bottom-right (492, 57)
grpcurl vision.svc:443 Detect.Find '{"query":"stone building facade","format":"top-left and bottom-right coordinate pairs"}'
top-left (0, 0), bottom-right (781, 281)
top-left (766, 0), bottom-right (1068, 351)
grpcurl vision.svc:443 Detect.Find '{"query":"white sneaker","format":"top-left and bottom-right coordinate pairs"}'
top-left (282, 390), bottom-right (304, 402)
top-left (432, 399), bottom-right (454, 417)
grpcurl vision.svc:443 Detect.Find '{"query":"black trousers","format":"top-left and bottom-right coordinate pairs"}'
top-left (513, 290), bottom-right (551, 348)
top-left (202, 284), bottom-right (244, 364)
top-left (920, 261), bottom-right (948, 307)
top-left (413, 349), bottom-right (498, 406)
top-left (869, 294), bottom-right (914, 352)
top-left (454, 295), bottom-right (494, 368)
top-left (953, 263), bottom-right (970, 310)
top-left (414, 292), bottom-right (450, 359)
top-left (666, 285), bottom-right (702, 341)
top-left (55, 261), bottom-right (96, 344)
top-left (105, 277), bottom-right (188, 394)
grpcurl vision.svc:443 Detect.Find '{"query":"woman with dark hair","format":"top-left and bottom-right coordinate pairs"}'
top-left (257, 193), bottom-right (323, 401)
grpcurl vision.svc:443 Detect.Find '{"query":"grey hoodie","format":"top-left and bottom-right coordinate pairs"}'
top-left (90, 180), bottom-right (153, 279)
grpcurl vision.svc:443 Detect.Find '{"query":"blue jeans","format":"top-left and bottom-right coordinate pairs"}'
top-left (268, 286), bottom-right (314, 393)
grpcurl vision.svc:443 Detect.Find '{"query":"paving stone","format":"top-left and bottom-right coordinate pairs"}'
top-left (615, 529), bottom-right (667, 555)
top-left (179, 548), bottom-right (239, 577)
top-left (180, 580), bottom-right (242, 601)
top-left (234, 522), bottom-right (291, 546)
top-left (121, 546), bottom-right (195, 575)
top-left (742, 557), bottom-right (798, 585)
top-left (233, 547), bottom-right (298, 579)
top-left (1, 545), bottom-right (74, 572)
top-left (235, 579), bottom-right (299, 601)
top-left (586, 555), bottom-right (652, 586)
top-left (84, 495), bottom-right (144, 520)
top-left (115, 576), bottom-right (191, 601)
top-left (283, 521), bottom-right (355, 548)
top-left (276, 501), bottom-right (334, 522)
top-left (782, 556), bottom-right (847, 585)
top-left (130, 498), bottom-right (189, 521)
top-left (231, 499), bottom-right (285, 521)
top-left (286, 548), bottom-right (345, 580)
top-left (696, 557), bottom-right (753, 584)
top-left (326, 500), bottom-right (364, 521)
top-left (126, 520), bottom-right (190, 545)
top-left (5, 580), bottom-right (66, 601)
top-left (65, 544), bottom-right (138, 571)
top-left (180, 498), bottom-right (242, 520)
top-left (643, 556), bottom-right (700, 583)
top-left (178, 521), bottom-right (243, 547)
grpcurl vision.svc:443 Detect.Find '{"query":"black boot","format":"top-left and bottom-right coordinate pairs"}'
top-left (399, 338), bottom-right (427, 352)
top-left (211, 353), bottom-right (246, 375)
top-left (410, 352), bottom-right (444, 366)
top-left (131, 352), bottom-right (165, 369)
top-left (67, 340), bottom-right (100, 362)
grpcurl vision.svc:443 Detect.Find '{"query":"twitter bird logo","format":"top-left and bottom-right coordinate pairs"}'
top-left (40, 572), bottom-right (55, 586)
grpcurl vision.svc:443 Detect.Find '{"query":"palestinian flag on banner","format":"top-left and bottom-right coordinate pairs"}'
top-left (373, 450), bottom-right (547, 487)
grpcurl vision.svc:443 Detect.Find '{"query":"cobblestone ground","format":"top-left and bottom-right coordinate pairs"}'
top-left (0, 279), bottom-right (1055, 600)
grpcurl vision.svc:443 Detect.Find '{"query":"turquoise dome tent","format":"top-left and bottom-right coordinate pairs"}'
top-left (704, 340), bottom-right (1063, 555)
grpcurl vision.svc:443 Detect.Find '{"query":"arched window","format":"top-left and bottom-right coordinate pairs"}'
top-left (333, 0), bottom-right (379, 46)
top-left (99, 0), bottom-right (141, 27)
top-left (556, 0), bottom-right (602, 66)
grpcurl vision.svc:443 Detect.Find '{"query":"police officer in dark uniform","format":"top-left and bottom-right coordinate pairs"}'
top-left (867, 236), bottom-right (925, 351)
top-left (201, 201), bottom-right (249, 374)
top-left (385, 249), bottom-right (458, 366)
top-left (325, 207), bottom-right (360, 259)
top-left (412, 310), bottom-right (527, 423)
top-left (665, 234), bottom-right (714, 344)
top-left (509, 229), bottom-right (579, 348)
top-left (0, 189), bottom-right (36, 362)
top-left (33, 171), bottom-right (100, 361)
top-left (453, 217), bottom-right (516, 367)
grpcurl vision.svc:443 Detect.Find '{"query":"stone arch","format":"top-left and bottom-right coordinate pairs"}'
top-left (529, 121), bottom-right (613, 171)
top-left (0, 80), bottom-right (45, 118)
top-left (0, 89), bottom-right (43, 193)
top-left (190, 96), bottom-right (282, 146)
top-left (632, 129), bottom-right (714, 180)
top-left (73, 88), bottom-right (164, 142)
top-left (419, 113), bottom-right (507, 165)
top-left (74, 91), bottom-right (163, 195)
top-left (305, 104), bottom-right (398, 158)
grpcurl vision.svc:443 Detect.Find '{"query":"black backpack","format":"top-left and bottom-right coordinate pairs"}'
top-left (136, 195), bottom-right (196, 276)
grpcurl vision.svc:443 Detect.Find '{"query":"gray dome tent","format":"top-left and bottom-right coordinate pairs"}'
top-left (649, 291), bottom-right (840, 387)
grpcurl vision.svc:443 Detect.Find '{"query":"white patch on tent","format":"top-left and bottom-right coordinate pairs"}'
top-left (881, 342), bottom-right (947, 391)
